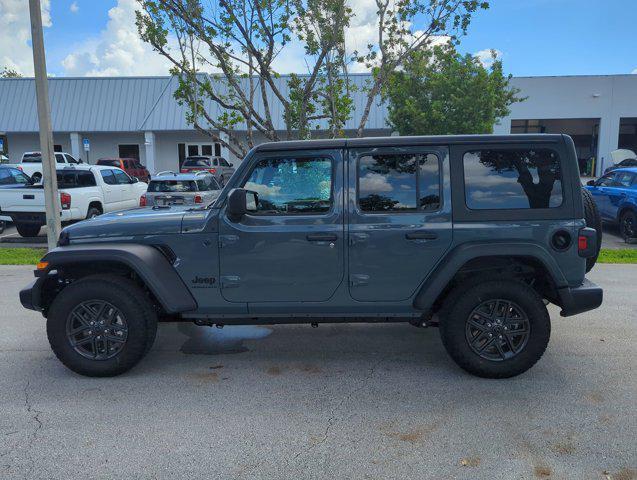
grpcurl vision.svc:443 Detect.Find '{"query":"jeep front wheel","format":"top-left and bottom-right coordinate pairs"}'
top-left (47, 275), bottom-right (157, 377)
top-left (439, 280), bottom-right (550, 378)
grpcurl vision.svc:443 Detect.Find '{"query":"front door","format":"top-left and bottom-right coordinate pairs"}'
top-left (348, 146), bottom-right (453, 302)
top-left (219, 149), bottom-right (344, 303)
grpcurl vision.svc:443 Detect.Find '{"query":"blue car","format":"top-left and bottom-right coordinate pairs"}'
top-left (585, 167), bottom-right (637, 241)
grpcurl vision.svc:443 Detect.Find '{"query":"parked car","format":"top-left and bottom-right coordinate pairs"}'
top-left (142, 171), bottom-right (221, 207)
top-left (97, 157), bottom-right (150, 183)
top-left (604, 149), bottom-right (637, 174)
top-left (20, 134), bottom-right (604, 379)
top-left (586, 167), bottom-right (637, 241)
top-left (0, 165), bottom-right (33, 224)
top-left (11, 151), bottom-right (82, 183)
top-left (0, 165), bottom-right (147, 237)
top-left (181, 155), bottom-right (235, 185)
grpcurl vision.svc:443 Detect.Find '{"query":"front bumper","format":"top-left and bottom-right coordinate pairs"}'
top-left (557, 278), bottom-right (603, 317)
top-left (20, 277), bottom-right (44, 311)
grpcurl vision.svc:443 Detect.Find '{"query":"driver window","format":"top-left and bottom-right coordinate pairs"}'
top-left (243, 157), bottom-right (332, 214)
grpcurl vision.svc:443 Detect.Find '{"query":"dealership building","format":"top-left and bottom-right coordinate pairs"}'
top-left (0, 74), bottom-right (635, 176)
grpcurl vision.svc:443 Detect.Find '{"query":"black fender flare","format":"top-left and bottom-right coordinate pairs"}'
top-left (37, 243), bottom-right (197, 314)
top-left (412, 241), bottom-right (569, 312)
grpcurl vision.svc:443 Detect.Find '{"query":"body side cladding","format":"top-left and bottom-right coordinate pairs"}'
top-left (34, 243), bottom-right (197, 314)
top-left (412, 241), bottom-right (569, 312)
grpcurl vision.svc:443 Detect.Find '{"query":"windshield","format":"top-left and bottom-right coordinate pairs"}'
top-left (148, 180), bottom-right (197, 192)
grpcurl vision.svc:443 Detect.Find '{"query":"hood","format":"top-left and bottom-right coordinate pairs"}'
top-left (63, 206), bottom-right (190, 241)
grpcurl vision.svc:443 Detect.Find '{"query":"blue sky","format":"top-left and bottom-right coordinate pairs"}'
top-left (2, 0), bottom-right (636, 77)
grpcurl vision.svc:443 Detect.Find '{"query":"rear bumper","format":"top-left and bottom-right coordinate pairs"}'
top-left (557, 278), bottom-right (603, 317)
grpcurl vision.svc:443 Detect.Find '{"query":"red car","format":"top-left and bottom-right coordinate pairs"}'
top-left (96, 158), bottom-right (150, 182)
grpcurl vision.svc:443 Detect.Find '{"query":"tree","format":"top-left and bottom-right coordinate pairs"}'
top-left (0, 67), bottom-right (22, 78)
top-left (136, 0), bottom-right (353, 158)
top-left (384, 45), bottom-right (524, 136)
top-left (352, 0), bottom-right (490, 137)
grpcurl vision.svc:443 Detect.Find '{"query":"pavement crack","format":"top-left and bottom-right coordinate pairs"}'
top-left (23, 381), bottom-right (44, 447)
top-left (290, 356), bottom-right (387, 463)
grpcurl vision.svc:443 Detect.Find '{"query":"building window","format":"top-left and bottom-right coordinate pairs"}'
top-left (619, 118), bottom-right (637, 154)
top-left (119, 144), bottom-right (140, 160)
top-left (463, 149), bottom-right (563, 210)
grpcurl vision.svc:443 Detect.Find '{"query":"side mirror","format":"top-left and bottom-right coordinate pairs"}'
top-left (131, 176), bottom-right (139, 183)
top-left (586, 180), bottom-right (596, 186)
top-left (230, 163), bottom-right (234, 167)
top-left (78, 159), bottom-right (84, 164)
top-left (227, 188), bottom-right (258, 221)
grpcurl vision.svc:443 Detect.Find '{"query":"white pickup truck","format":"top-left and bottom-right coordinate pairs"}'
top-left (11, 152), bottom-right (83, 183)
top-left (0, 165), bottom-right (148, 237)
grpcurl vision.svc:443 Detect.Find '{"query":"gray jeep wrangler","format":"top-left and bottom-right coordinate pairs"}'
top-left (20, 135), bottom-right (603, 378)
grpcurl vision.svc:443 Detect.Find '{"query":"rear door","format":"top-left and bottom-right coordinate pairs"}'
top-left (347, 146), bottom-right (452, 301)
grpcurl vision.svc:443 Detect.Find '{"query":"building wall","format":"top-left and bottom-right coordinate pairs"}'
top-left (5, 133), bottom-right (71, 163)
top-left (494, 75), bottom-right (637, 174)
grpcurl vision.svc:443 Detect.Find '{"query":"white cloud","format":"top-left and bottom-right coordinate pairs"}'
top-left (632, 68), bottom-right (637, 74)
top-left (359, 172), bottom-right (393, 193)
top-left (62, 0), bottom-right (171, 76)
top-left (70, 1), bottom-right (79, 14)
top-left (0, 0), bottom-right (51, 76)
top-left (474, 48), bottom-right (503, 68)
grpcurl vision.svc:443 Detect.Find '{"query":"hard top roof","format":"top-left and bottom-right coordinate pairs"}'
top-left (253, 134), bottom-right (566, 153)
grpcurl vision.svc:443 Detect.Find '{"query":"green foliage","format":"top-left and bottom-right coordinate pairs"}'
top-left (598, 249), bottom-right (637, 264)
top-left (0, 248), bottom-right (46, 265)
top-left (384, 45), bottom-right (524, 136)
top-left (0, 67), bottom-right (22, 78)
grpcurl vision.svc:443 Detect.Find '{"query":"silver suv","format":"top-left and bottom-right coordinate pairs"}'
top-left (141, 171), bottom-right (221, 207)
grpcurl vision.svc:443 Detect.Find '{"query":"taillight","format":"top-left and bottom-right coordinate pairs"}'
top-left (17, 166), bottom-right (23, 171)
top-left (180, 169), bottom-right (187, 173)
top-left (208, 168), bottom-right (217, 174)
top-left (194, 194), bottom-right (203, 204)
top-left (578, 235), bottom-right (588, 251)
top-left (60, 192), bottom-right (71, 210)
top-left (139, 194), bottom-right (147, 207)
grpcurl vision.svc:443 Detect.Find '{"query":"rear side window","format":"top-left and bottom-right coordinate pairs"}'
top-left (100, 170), bottom-right (117, 185)
top-left (22, 153), bottom-right (42, 163)
top-left (463, 149), bottom-right (563, 210)
top-left (57, 171), bottom-right (96, 188)
top-left (358, 153), bottom-right (441, 212)
top-left (148, 180), bottom-right (197, 192)
top-left (615, 172), bottom-right (636, 187)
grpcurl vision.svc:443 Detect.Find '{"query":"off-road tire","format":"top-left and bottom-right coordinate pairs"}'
top-left (439, 279), bottom-right (550, 379)
top-left (619, 209), bottom-right (637, 242)
top-left (582, 188), bottom-right (602, 272)
top-left (47, 275), bottom-right (157, 377)
top-left (15, 222), bottom-right (41, 237)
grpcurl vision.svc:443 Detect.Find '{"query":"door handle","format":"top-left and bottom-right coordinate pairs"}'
top-left (405, 231), bottom-right (438, 240)
top-left (306, 233), bottom-right (337, 242)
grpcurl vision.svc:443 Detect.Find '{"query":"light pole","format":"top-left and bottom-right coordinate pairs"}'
top-left (28, 0), bottom-right (61, 250)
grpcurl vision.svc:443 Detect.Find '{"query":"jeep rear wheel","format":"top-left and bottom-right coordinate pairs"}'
top-left (47, 275), bottom-right (157, 377)
top-left (439, 280), bottom-right (550, 378)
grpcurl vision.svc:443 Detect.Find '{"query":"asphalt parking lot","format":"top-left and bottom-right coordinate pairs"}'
top-left (0, 265), bottom-right (635, 479)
